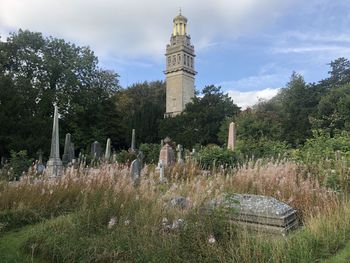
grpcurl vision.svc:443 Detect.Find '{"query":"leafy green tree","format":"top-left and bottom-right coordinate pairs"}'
top-left (160, 85), bottom-right (240, 148)
top-left (278, 72), bottom-right (321, 146)
top-left (316, 83), bottom-right (350, 132)
top-left (320, 57), bottom-right (350, 90)
top-left (0, 30), bottom-right (121, 158)
top-left (113, 81), bottom-right (166, 148)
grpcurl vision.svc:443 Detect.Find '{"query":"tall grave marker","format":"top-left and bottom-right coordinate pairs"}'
top-left (227, 122), bottom-right (236, 151)
top-left (46, 105), bottom-right (62, 177)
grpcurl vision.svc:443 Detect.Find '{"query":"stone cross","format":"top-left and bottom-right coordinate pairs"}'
top-left (46, 104), bottom-right (62, 176)
top-left (158, 137), bottom-right (175, 167)
top-left (131, 129), bottom-right (136, 152)
top-left (227, 122), bottom-right (236, 151)
top-left (176, 144), bottom-right (184, 164)
top-left (105, 138), bottom-right (111, 160)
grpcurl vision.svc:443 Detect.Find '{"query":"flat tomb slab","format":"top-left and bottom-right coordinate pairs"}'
top-left (211, 193), bottom-right (299, 233)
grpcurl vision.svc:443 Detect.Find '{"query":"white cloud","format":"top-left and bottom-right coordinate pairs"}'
top-left (272, 45), bottom-right (350, 54)
top-left (0, 0), bottom-right (294, 61)
top-left (218, 68), bottom-right (289, 92)
top-left (228, 88), bottom-right (280, 109)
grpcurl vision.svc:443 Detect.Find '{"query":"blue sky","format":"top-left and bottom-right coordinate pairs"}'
top-left (1, 0), bottom-right (350, 107)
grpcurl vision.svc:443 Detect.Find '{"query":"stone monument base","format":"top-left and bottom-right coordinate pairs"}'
top-left (46, 157), bottom-right (63, 177)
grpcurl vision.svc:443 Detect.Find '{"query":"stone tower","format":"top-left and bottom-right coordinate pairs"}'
top-left (164, 11), bottom-right (196, 117)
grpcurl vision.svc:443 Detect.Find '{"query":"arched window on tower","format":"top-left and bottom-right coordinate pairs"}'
top-left (168, 56), bottom-right (171, 66)
top-left (190, 57), bottom-right (193, 68)
top-left (172, 55), bottom-right (176, 66)
top-left (177, 54), bottom-right (181, 64)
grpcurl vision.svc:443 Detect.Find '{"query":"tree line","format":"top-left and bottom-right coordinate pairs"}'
top-left (1, 29), bottom-right (350, 160)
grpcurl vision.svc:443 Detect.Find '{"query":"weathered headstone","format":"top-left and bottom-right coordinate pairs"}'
top-left (46, 104), bottom-right (63, 177)
top-left (36, 150), bottom-right (45, 174)
top-left (159, 160), bottom-right (165, 181)
top-left (159, 137), bottom-right (175, 167)
top-left (227, 122), bottom-right (236, 151)
top-left (131, 129), bottom-right (136, 152)
top-left (176, 144), bottom-right (184, 164)
top-left (105, 138), bottom-right (111, 160)
top-left (130, 158), bottom-right (141, 185)
top-left (70, 143), bottom-right (75, 161)
top-left (112, 152), bottom-right (117, 163)
top-left (91, 141), bottom-right (102, 159)
top-left (62, 133), bottom-right (73, 165)
top-left (160, 139), bottom-right (164, 148)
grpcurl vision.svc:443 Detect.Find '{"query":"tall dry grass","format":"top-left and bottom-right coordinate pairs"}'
top-left (0, 160), bottom-right (348, 262)
top-left (0, 159), bottom-right (338, 231)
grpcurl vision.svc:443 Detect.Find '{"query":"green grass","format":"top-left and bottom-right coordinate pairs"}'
top-left (325, 240), bottom-right (350, 263)
top-left (0, 226), bottom-right (47, 263)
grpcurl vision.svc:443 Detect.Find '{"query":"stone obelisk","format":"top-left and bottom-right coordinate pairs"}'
top-left (227, 122), bottom-right (236, 151)
top-left (131, 129), bottom-right (136, 152)
top-left (105, 138), bottom-right (111, 160)
top-left (46, 104), bottom-right (62, 176)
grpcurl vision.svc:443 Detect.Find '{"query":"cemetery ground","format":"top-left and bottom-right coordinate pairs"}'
top-left (0, 156), bottom-right (350, 263)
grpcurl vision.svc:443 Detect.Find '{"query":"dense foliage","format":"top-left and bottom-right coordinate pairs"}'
top-left (160, 85), bottom-right (240, 148)
top-left (2, 29), bottom-right (350, 179)
top-left (0, 30), bottom-right (120, 159)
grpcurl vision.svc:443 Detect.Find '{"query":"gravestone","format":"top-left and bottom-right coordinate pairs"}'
top-left (176, 144), bottom-right (184, 164)
top-left (158, 137), bottom-right (175, 167)
top-left (159, 160), bottom-right (165, 181)
top-left (211, 193), bottom-right (299, 235)
top-left (62, 133), bottom-right (74, 165)
top-left (70, 143), bottom-right (75, 161)
top-left (130, 158), bottom-right (141, 185)
top-left (130, 129), bottom-right (136, 152)
top-left (105, 138), bottom-right (111, 160)
top-left (46, 104), bottom-right (63, 177)
top-left (227, 122), bottom-right (236, 151)
top-left (112, 152), bottom-right (117, 163)
top-left (91, 141), bottom-right (102, 159)
top-left (36, 150), bottom-right (45, 174)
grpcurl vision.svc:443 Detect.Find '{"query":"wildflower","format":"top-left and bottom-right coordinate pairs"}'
top-left (124, 219), bottom-right (130, 226)
top-left (162, 217), bottom-right (168, 225)
top-left (171, 218), bottom-right (184, 229)
top-left (49, 189), bottom-right (53, 195)
top-left (208, 235), bottom-right (216, 244)
top-left (107, 217), bottom-right (117, 229)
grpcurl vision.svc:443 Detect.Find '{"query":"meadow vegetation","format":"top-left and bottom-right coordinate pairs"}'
top-left (0, 144), bottom-right (349, 262)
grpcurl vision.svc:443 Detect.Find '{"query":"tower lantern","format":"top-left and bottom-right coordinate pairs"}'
top-left (165, 11), bottom-right (196, 117)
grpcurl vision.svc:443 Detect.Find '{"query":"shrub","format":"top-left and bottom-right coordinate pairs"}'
top-left (197, 145), bottom-right (238, 169)
top-left (139, 143), bottom-right (160, 164)
top-left (293, 130), bottom-right (350, 191)
top-left (0, 150), bottom-right (34, 181)
top-left (235, 137), bottom-right (290, 160)
top-left (116, 150), bottom-right (136, 164)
